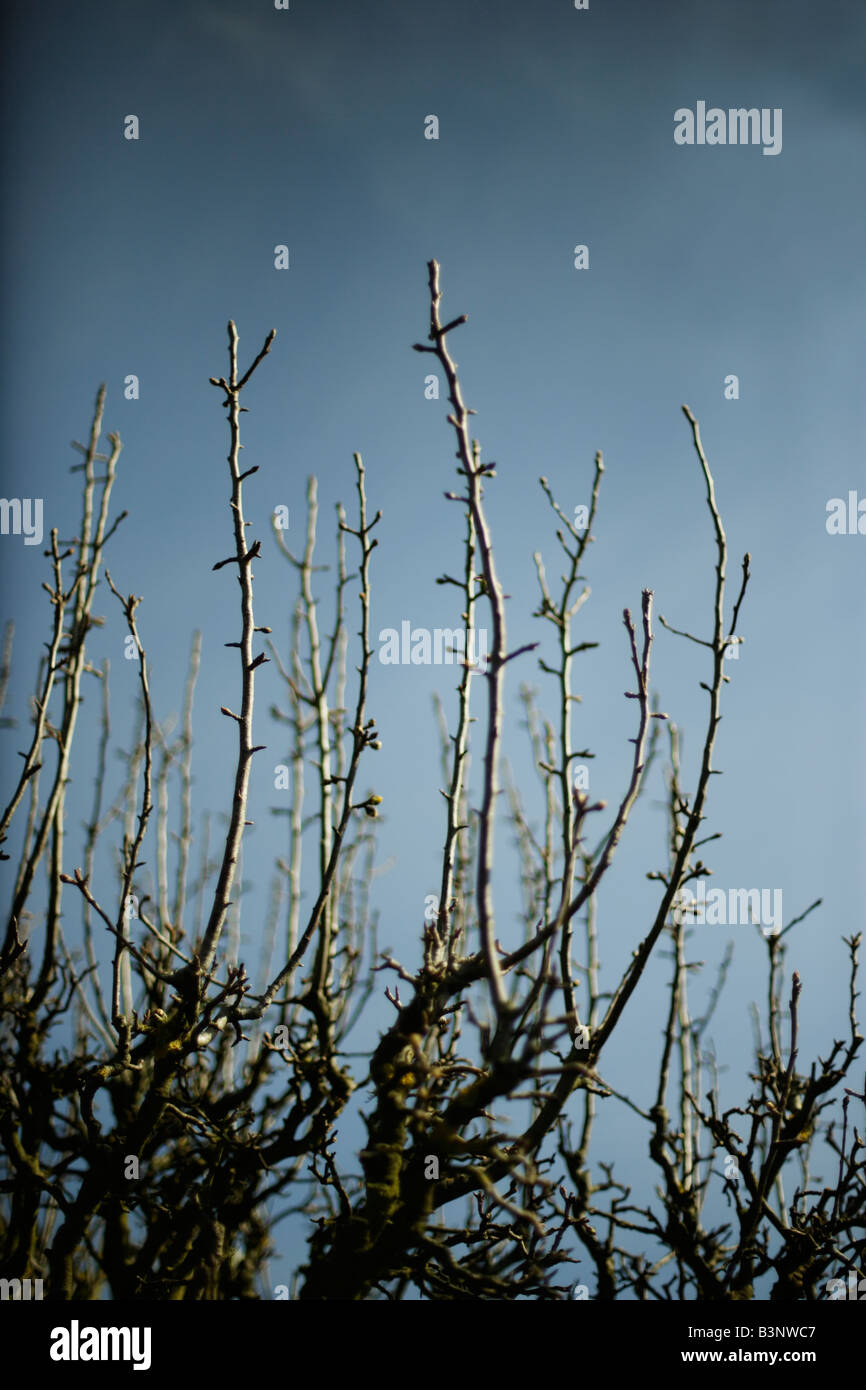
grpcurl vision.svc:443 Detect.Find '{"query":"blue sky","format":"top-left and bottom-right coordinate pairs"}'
top-left (2, 0), bottom-right (864, 1296)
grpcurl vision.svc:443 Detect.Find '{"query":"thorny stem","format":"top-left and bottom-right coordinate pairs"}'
top-left (200, 321), bottom-right (275, 981)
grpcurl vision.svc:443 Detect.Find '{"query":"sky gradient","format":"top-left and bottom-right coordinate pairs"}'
top-left (2, 0), bottom-right (864, 1297)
